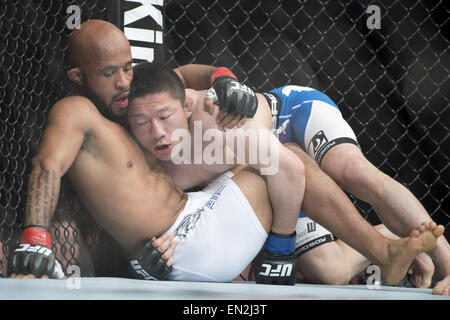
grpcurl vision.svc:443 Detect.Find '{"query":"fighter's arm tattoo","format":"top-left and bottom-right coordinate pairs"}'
top-left (25, 169), bottom-right (59, 227)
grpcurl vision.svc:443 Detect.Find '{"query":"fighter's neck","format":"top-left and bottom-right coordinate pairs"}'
top-left (66, 86), bottom-right (85, 97)
top-left (65, 87), bottom-right (125, 125)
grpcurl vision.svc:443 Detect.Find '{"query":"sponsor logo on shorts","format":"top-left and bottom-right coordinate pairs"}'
top-left (295, 234), bottom-right (335, 256)
top-left (174, 207), bottom-right (203, 240)
top-left (277, 119), bottom-right (290, 136)
top-left (316, 137), bottom-right (360, 164)
top-left (299, 236), bottom-right (326, 252)
top-left (309, 130), bottom-right (328, 154)
top-left (307, 222), bottom-right (317, 233)
top-left (316, 140), bottom-right (335, 164)
top-left (275, 118), bottom-right (291, 144)
top-left (262, 93), bottom-right (279, 132)
top-left (206, 185), bottom-right (226, 209)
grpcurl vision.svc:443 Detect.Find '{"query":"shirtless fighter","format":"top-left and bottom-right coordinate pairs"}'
top-left (127, 62), bottom-right (306, 284)
top-left (7, 20), bottom-right (443, 286)
top-left (5, 20), bottom-right (271, 282)
top-left (137, 73), bottom-right (450, 294)
top-left (125, 62), bottom-right (444, 286)
top-left (259, 85), bottom-right (450, 295)
top-left (220, 84), bottom-right (450, 294)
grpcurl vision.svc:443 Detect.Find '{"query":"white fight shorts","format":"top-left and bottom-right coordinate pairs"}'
top-left (294, 214), bottom-right (336, 256)
top-left (165, 171), bottom-right (267, 282)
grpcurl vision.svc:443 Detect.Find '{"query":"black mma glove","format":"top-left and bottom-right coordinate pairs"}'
top-left (209, 67), bottom-right (258, 118)
top-left (253, 231), bottom-right (297, 285)
top-left (129, 239), bottom-right (172, 280)
top-left (7, 226), bottom-right (64, 279)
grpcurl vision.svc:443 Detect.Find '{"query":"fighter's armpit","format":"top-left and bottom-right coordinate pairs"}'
top-left (34, 96), bottom-right (97, 175)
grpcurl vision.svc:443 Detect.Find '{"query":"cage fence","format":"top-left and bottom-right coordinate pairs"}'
top-left (0, 0), bottom-right (448, 278)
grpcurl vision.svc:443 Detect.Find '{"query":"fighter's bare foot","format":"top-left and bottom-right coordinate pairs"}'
top-left (381, 221), bottom-right (444, 285)
top-left (432, 274), bottom-right (450, 295)
top-left (408, 253), bottom-right (434, 288)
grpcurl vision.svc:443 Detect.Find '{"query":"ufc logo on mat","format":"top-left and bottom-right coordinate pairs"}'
top-left (259, 263), bottom-right (293, 277)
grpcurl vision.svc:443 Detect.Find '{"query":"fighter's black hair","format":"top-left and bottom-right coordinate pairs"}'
top-left (129, 62), bottom-right (186, 104)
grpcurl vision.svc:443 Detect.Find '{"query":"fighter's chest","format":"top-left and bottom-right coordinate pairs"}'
top-left (79, 123), bottom-right (147, 170)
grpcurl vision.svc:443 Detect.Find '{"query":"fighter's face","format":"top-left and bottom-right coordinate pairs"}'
top-left (81, 41), bottom-right (133, 119)
top-left (128, 92), bottom-right (190, 162)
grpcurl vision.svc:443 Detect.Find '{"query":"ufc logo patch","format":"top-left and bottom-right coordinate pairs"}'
top-left (130, 260), bottom-right (157, 280)
top-left (231, 81), bottom-right (255, 95)
top-left (15, 244), bottom-right (52, 256)
top-left (258, 263), bottom-right (293, 277)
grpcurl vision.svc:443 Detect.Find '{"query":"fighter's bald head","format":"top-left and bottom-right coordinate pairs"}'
top-left (65, 20), bottom-right (133, 119)
top-left (67, 19), bottom-right (130, 68)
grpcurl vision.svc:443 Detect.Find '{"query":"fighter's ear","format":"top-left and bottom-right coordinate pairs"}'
top-left (67, 67), bottom-right (83, 86)
top-left (184, 96), bottom-right (193, 118)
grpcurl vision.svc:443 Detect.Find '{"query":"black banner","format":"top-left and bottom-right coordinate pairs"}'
top-left (109, 0), bottom-right (165, 64)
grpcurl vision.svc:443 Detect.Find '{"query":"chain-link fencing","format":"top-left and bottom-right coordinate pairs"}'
top-left (1, 0), bottom-right (448, 277)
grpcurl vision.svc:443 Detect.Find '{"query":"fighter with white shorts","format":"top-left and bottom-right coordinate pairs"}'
top-left (263, 85), bottom-right (359, 256)
top-left (163, 171), bottom-right (267, 282)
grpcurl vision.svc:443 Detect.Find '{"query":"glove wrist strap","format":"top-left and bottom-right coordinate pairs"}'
top-left (210, 67), bottom-right (238, 86)
top-left (20, 226), bottom-right (51, 248)
top-left (265, 231), bottom-right (296, 255)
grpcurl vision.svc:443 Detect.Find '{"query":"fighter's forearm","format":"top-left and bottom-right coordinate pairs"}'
top-left (175, 64), bottom-right (216, 90)
top-left (24, 164), bottom-right (60, 228)
top-left (9, 162), bottom-right (63, 278)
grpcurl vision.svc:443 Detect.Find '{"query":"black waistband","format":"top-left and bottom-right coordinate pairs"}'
top-left (262, 92), bottom-right (282, 129)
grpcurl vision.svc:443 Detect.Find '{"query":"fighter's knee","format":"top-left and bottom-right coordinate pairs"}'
top-left (291, 153), bottom-right (305, 178)
top-left (337, 157), bottom-right (379, 197)
top-left (284, 143), bottom-right (303, 158)
top-left (280, 149), bottom-right (305, 184)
